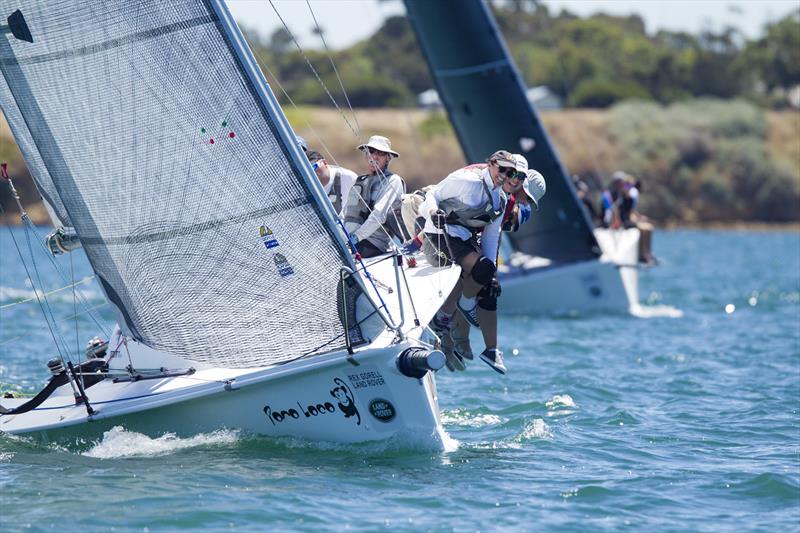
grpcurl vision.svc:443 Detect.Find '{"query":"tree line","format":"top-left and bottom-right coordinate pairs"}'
top-left (247, 1), bottom-right (800, 109)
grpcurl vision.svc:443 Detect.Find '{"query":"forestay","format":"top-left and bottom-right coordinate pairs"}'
top-left (0, 0), bottom-right (359, 368)
top-left (404, 0), bottom-right (601, 263)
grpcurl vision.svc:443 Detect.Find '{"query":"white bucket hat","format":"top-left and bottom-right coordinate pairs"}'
top-left (523, 169), bottom-right (546, 209)
top-left (357, 135), bottom-right (399, 158)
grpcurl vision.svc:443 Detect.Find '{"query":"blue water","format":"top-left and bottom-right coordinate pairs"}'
top-left (1, 227), bottom-right (798, 531)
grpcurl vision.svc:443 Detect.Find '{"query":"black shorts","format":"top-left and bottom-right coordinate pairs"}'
top-left (422, 232), bottom-right (479, 268)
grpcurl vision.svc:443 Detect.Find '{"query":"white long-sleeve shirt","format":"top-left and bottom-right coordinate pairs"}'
top-left (419, 166), bottom-right (504, 264)
top-left (343, 171), bottom-right (405, 245)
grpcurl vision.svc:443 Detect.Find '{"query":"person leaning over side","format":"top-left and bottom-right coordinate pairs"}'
top-left (306, 150), bottom-right (357, 216)
top-left (452, 163), bottom-right (547, 365)
top-left (419, 150), bottom-right (527, 375)
top-left (342, 135), bottom-right (408, 258)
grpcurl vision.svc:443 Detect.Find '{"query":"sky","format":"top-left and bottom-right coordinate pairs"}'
top-left (225, 0), bottom-right (798, 50)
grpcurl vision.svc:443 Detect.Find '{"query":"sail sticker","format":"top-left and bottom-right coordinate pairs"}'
top-left (261, 377), bottom-right (361, 427)
top-left (368, 398), bottom-right (396, 423)
top-left (273, 253), bottom-right (294, 277)
top-left (259, 225), bottom-right (280, 249)
top-left (199, 120), bottom-right (236, 145)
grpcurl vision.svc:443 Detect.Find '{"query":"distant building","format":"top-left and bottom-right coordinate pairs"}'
top-left (417, 85), bottom-right (562, 110)
top-left (525, 86), bottom-right (562, 110)
top-left (417, 88), bottom-right (441, 109)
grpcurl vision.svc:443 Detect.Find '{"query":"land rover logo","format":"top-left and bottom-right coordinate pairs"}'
top-left (369, 398), bottom-right (396, 422)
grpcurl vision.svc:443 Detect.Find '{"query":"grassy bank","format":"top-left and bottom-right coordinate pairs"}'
top-left (1, 102), bottom-right (798, 225)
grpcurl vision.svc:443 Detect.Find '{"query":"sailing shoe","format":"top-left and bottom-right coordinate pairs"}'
top-left (430, 310), bottom-right (454, 337)
top-left (479, 348), bottom-right (507, 375)
top-left (450, 312), bottom-right (474, 360)
top-left (457, 297), bottom-right (481, 329)
top-left (440, 331), bottom-right (466, 372)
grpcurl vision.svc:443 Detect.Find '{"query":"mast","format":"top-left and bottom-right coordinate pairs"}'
top-left (404, 0), bottom-right (601, 262)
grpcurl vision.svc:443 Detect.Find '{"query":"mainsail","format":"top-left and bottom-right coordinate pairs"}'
top-left (0, 1), bottom-right (358, 368)
top-left (404, 0), bottom-right (601, 263)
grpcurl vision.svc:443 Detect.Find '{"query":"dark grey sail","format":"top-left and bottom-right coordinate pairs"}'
top-left (0, 1), bottom-right (358, 368)
top-left (404, 0), bottom-right (600, 262)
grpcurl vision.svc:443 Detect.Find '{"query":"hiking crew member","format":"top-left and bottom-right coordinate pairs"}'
top-left (343, 135), bottom-right (408, 258)
top-left (419, 150), bottom-right (527, 375)
top-left (306, 150), bottom-right (356, 215)
top-left (452, 164), bottom-right (547, 369)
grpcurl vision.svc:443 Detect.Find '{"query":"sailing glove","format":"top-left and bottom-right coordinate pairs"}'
top-left (402, 236), bottom-right (423, 255)
top-left (432, 209), bottom-right (447, 229)
top-left (518, 203), bottom-right (531, 226)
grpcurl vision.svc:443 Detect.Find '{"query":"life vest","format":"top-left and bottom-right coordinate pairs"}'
top-left (343, 170), bottom-right (409, 251)
top-left (438, 168), bottom-right (506, 232)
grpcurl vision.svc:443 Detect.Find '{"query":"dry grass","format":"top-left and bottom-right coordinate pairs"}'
top-left (291, 107), bottom-right (465, 191)
top-left (765, 110), bottom-right (800, 171)
top-left (2, 107), bottom-right (797, 225)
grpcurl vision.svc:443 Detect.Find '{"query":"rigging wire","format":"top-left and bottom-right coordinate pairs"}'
top-left (304, 0), bottom-right (362, 137)
top-left (267, 0), bottom-right (361, 141)
top-left (21, 220), bottom-right (108, 335)
top-left (0, 202), bottom-right (69, 363)
top-left (263, 1), bottom-right (409, 256)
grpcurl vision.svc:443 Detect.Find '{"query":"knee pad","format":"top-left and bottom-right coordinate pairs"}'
top-left (470, 257), bottom-right (496, 286)
top-left (477, 286), bottom-right (498, 311)
top-left (476, 278), bottom-right (501, 311)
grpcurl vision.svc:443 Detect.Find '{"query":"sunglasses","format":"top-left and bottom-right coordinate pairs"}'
top-left (367, 147), bottom-right (386, 156)
top-left (497, 165), bottom-right (524, 180)
top-left (311, 161), bottom-right (322, 171)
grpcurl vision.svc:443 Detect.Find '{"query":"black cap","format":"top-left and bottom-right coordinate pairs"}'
top-left (306, 150), bottom-right (324, 163)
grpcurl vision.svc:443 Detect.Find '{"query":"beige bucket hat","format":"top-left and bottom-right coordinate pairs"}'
top-left (357, 135), bottom-right (399, 158)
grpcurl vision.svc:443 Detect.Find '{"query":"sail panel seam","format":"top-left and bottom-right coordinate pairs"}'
top-left (0, 15), bottom-right (216, 66)
top-left (78, 198), bottom-right (312, 245)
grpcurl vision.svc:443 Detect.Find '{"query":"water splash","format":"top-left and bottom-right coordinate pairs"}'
top-left (82, 426), bottom-right (241, 459)
top-left (441, 408), bottom-right (505, 427)
top-left (517, 418), bottom-right (552, 441)
top-left (545, 394), bottom-right (576, 409)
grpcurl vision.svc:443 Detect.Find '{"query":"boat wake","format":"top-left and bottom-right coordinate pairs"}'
top-left (79, 425), bottom-right (457, 459)
top-left (82, 426), bottom-right (241, 459)
top-left (630, 303), bottom-right (684, 318)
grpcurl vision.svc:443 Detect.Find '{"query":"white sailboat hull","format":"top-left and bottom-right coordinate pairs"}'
top-left (0, 340), bottom-right (445, 447)
top-left (0, 256), bottom-right (460, 448)
top-left (498, 228), bottom-right (640, 315)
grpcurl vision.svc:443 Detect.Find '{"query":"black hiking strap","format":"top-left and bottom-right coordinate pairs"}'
top-left (0, 372), bottom-right (69, 415)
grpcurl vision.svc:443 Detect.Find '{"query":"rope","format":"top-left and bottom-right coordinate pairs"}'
top-left (0, 202), bottom-right (68, 363)
top-left (305, 0), bottom-right (362, 137)
top-left (267, 0), bottom-right (361, 140)
top-left (262, 1), bottom-right (407, 253)
top-left (21, 219), bottom-right (108, 335)
top-left (0, 275), bottom-right (95, 310)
